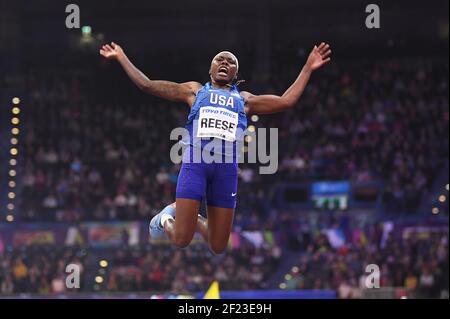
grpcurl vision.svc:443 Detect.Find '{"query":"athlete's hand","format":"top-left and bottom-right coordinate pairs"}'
top-left (305, 42), bottom-right (331, 71)
top-left (100, 42), bottom-right (125, 60)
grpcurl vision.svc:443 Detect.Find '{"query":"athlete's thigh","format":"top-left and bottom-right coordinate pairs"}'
top-left (206, 162), bottom-right (238, 209)
top-left (176, 162), bottom-right (207, 203)
top-left (176, 161), bottom-right (208, 239)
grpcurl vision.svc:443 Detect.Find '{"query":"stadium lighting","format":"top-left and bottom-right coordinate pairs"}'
top-left (438, 195), bottom-right (446, 203)
top-left (99, 260), bottom-right (108, 268)
top-left (248, 125), bottom-right (255, 133)
top-left (446, 184), bottom-right (449, 191)
top-left (245, 136), bottom-right (253, 143)
top-left (285, 274), bottom-right (292, 281)
top-left (292, 266), bottom-right (299, 273)
top-left (251, 115), bottom-right (259, 122)
top-left (12, 97), bottom-right (20, 104)
top-left (82, 26), bottom-right (92, 36)
top-left (8, 109), bottom-right (18, 218)
top-left (279, 283), bottom-right (287, 289)
top-left (95, 276), bottom-right (104, 284)
top-left (432, 207), bottom-right (439, 215)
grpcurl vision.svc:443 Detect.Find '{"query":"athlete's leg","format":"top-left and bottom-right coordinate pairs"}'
top-left (152, 203), bottom-right (231, 252)
top-left (163, 199), bottom-right (200, 248)
top-left (150, 157), bottom-right (207, 248)
top-left (205, 206), bottom-right (234, 254)
top-left (204, 162), bottom-right (238, 254)
top-left (196, 214), bottom-right (208, 242)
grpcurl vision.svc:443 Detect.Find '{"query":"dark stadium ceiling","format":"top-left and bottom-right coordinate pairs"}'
top-left (0, 0), bottom-right (447, 66)
top-left (13, 0), bottom-right (448, 42)
top-left (15, 0), bottom-right (448, 24)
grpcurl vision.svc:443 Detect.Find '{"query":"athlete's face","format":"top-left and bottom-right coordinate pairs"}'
top-left (209, 51), bottom-right (239, 84)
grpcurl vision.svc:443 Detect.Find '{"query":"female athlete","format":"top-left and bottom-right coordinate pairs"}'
top-left (100, 42), bottom-right (331, 254)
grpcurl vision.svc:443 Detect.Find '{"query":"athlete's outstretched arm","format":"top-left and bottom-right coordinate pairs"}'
top-left (242, 42), bottom-right (331, 114)
top-left (100, 42), bottom-right (201, 106)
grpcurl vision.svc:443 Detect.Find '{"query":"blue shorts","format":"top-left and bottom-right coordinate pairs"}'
top-left (176, 156), bottom-right (238, 209)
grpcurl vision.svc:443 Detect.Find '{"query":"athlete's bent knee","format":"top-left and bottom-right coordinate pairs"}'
top-left (174, 233), bottom-right (193, 248)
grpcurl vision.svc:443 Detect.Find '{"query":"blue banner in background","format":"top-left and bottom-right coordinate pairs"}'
top-left (311, 181), bottom-right (351, 195)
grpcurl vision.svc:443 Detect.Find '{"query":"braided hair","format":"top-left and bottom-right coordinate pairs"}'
top-left (226, 75), bottom-right (246, 88)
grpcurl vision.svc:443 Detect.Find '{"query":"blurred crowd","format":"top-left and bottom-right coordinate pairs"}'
top-left (0, 242), bottom-right (281, 295)
top-left (105, 242), bottom-right (281, 294)
top-left (265, 56), bottom-right (449, 214)
top-left (2, 216), bottom-right (447, 298)
top-left (0, 246), bottom-right (87, 295)
top-left (15, 56), bottom-right (448, 222)
top-left (281, 226), bottom-right (449, 299)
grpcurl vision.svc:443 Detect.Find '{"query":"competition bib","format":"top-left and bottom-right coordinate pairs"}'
top-left (196, 106), bottom-right (238, 142)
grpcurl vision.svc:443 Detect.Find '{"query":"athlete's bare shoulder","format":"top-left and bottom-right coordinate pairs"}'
top-left (183, 81), bottom-right (203, 94)
top-left (181, 81), bottom-right (203, 107)
top-left (239, 91), bottom-right (254, 113)
top-left (239, 91), bottom-right (254, 100)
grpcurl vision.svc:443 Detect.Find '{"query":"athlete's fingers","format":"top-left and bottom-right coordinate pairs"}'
top-left (320, 44), bottom-right (330, 54)
top-left (318, 42), bottom-right (326, 51)
top-left (100, 49), bottom-right (105, 56)
top-left (105, 44), bottom-right (114, 51)
top-left (322, 49), bottom-right (332, 58)
top-left (111, 42), bottom-right (118, 48)
top-left (322, 57), bottom-right (331, 64)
